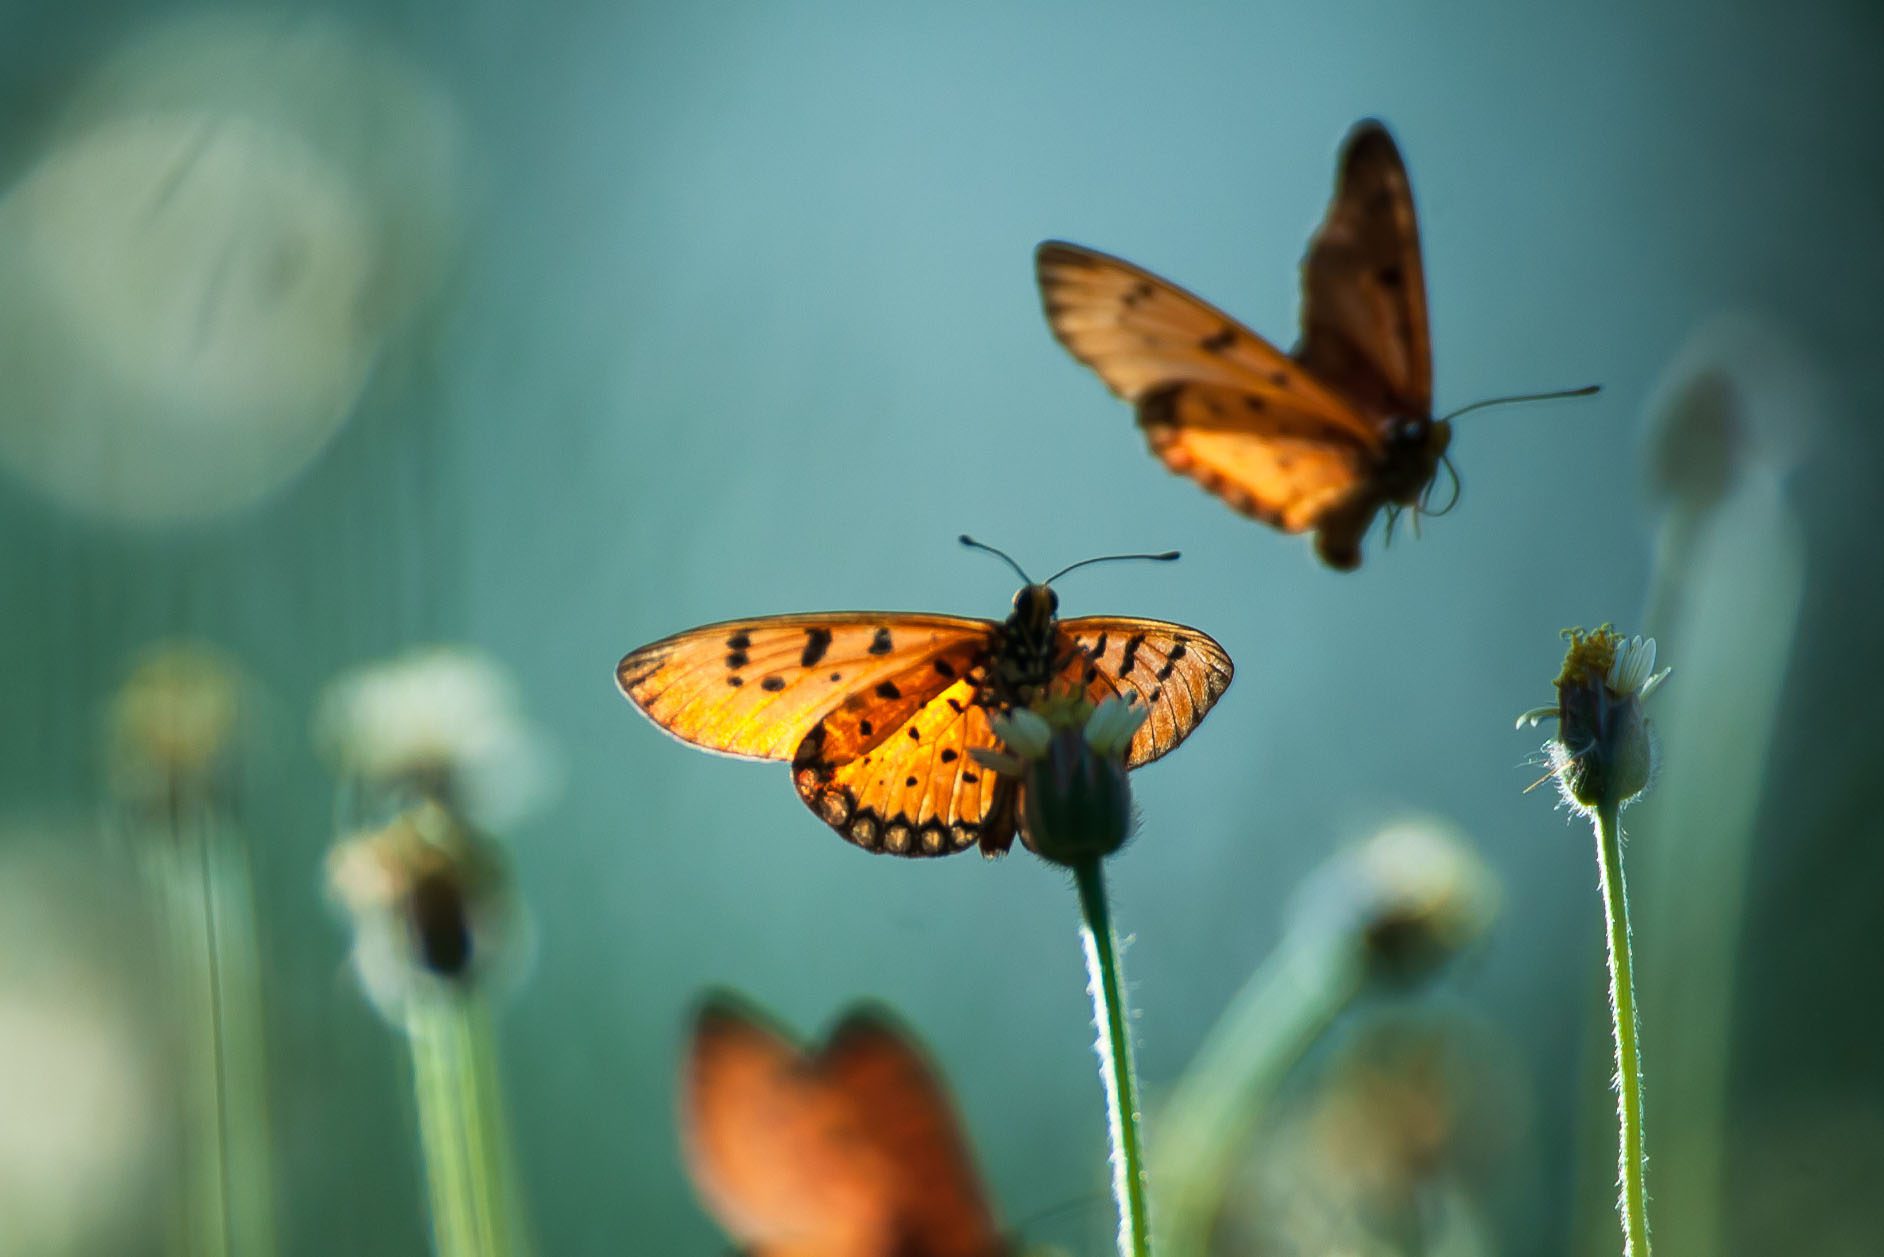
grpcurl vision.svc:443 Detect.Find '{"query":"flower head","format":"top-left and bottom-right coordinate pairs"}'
top-left (1518, 626), bottom-right (1671, 814)
top-left (327, 802), bottom-right (522, 1022)
top-left (971, 695), bottom-right (1148, 866)
top-left (315, 646), bottom-right (556, 829)
top-left (106, 642), bottom-right (245, 812)
top-left (1291, 818), bottom-right (1500, 984)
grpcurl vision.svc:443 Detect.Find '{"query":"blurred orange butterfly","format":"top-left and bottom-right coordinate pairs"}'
top-left (1037, 119), bottom-right (1595, 570)
top-left (616, 541), bottom-right (1232, 858)
top-left (683, 995), bottom-right (1008, 1257)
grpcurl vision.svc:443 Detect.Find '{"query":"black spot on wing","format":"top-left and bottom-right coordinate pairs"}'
top-left (868, 628), bottom-right (894, 655)
top-left (760, 676), bottom-right (786, 692)
top-left (800, 627), bottom-right (833, 667)
top-left (1200, 325), bottom-right (1238, 354)
top-left (1119, 633), bottom-right (1147, 677)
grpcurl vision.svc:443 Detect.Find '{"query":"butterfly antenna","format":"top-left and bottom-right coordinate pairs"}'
top-left (1441, 384), bottom-right (1600, 423)
top-left (959, 535), bottom-right (1034, 585)
top-left (1043, 549), bottom-right (1181, 586)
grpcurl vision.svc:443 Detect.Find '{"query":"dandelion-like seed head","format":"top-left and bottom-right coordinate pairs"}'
top-left (327, 802), bottom-right (520, 1022)
top-left (315, 646), bottom-right (556, 829)
top-left (106, 642), bottom-right (245, 811)
top-left (1517, 625), bottom-right (1671, 815)
top-left (971, 695), bottom-right (1147, 866)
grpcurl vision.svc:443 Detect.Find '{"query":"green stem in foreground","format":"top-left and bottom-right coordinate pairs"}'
top-left (1594, 801), bottom-right (1651, 1256)
top-left (1156, 932), bottom-right (1359, 1256)
top-left (1074, 858), bottom-right (1153, 1257)
top-left (408, 996), bottom-right (525, 1257)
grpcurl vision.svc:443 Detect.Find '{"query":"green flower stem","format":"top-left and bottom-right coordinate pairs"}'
top-left (1594, 801), bottom-right (1651, 1257)
top-left (407, 995), bottom-right (528, 1257)
top-left (1156, 929), bottom-right (1358, 1256)
top-left (138, 802), bottom-right (278, 1257)
top-left (1073, 858), bottom-right (1152, 1257)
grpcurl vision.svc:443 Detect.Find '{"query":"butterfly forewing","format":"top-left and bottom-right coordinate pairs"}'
top-left (685, 1001), bottom-right (895, 1257)
top-left (1036, 241), bottom-right (1379, 449)
top-left (1056, 617), bottom-right (1234, 767)
top-left (1298, 120), bottom-right (1433, 418)
top-left (820, 1013), bottom-right (1006, 1257)
top-left (616, 614), bottom-right (992, 761)
top-left (684, 1000), bottom-right (1006, 1257)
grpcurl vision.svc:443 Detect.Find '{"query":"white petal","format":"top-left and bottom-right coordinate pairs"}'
top-left (1640, 667), bottom-right (1672, 701)
top-left (991, 706), bottom-right (1052, 758)
top-left (1514, 705), bottom-right (1558, 730)
top-left (1083, 697), bottom-right (1148, 756)
top-left (967, 747), bottom-right (1026, 777)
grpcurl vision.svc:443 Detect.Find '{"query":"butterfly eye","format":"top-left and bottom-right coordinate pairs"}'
top-left (1390, 415), bottom-right (1429, 448)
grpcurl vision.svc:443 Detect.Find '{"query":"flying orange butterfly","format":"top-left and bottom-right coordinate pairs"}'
top-left (1036, 119), bottom-right (1596, 570)
top-left (615, 540), bottom-right (1232, 858)
top-left (683, 994), bottom-right (1009, 1257)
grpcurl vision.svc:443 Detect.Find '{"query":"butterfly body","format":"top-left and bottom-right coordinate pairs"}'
top-left (1038, 120), bottom-right (1447, 570)
top-left (617, 585), bottom-right (1231, 859)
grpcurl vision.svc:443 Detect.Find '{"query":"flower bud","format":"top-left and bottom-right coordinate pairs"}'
top-left (1518, 627), bottom-right (1670, 815)
top-left (974, 697), bottom-right (1148, 867)
top-left (1019, 723), bottom-right (1136, 864)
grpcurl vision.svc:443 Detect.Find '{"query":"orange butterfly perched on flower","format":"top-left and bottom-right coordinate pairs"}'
top-left (683, 994), bottom-right (1019, 1257)
top-left (1036, 118), bottom-right (1597, 570)
top-left (615, 539), bottom-right (1232, 858)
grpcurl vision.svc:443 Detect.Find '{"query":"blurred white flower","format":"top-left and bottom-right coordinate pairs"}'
top-left (328, 803), bottom-right (526, 1023)
top-left (316, 646), bottom-right (557, 830)
top-left (1290, 817), bottom-right (1500, 981)
top-left (106, 641), bottom-right (246, 810)
top-left (1641, 311), bottom-right (1818, 516)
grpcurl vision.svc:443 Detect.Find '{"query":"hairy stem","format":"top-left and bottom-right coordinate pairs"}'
top-left (1074, 858), bottom-right (1153, 1257)
top-left (1594, 801), bottom-right (1651, 1256)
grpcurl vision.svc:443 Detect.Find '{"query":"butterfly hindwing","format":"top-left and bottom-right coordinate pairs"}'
top-left (793, 671), bottom-right (1015, 858)
top-left (1055, 617), bottom-right (1235, 767)
top-left (1138, 383), bottom-right (1372, 532)
top-left (1298, 119), bottom-right (1433, 419)
top-left (616, 614), bottom-right (993, 762)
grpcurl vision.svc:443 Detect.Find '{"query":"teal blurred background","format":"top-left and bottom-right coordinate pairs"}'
top-left (1, 2), bottom-right (1880, 1254)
